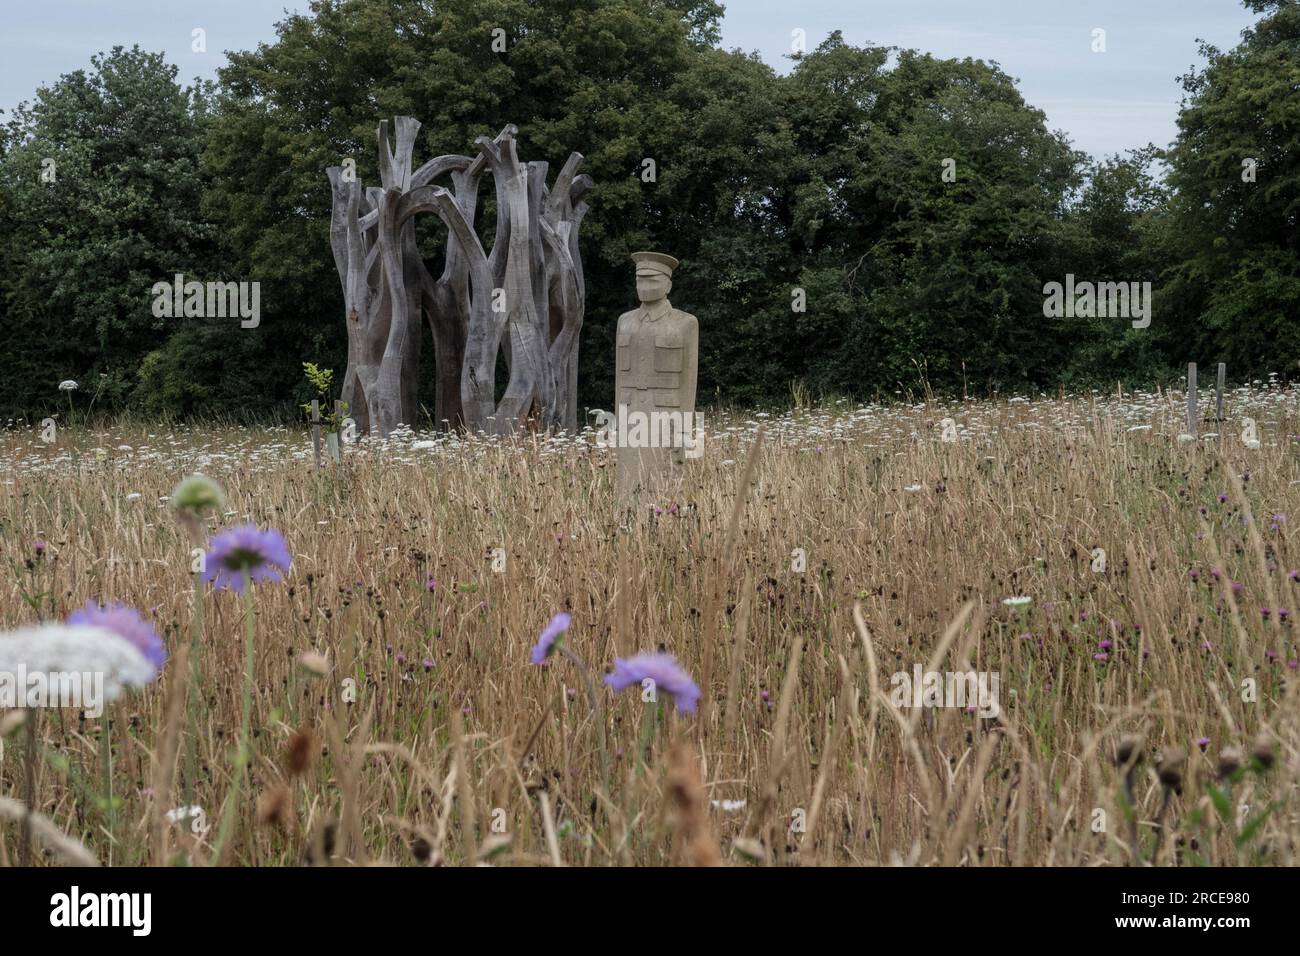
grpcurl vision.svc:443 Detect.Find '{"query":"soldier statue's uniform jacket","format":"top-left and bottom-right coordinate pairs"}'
top-left (614, 292), bottom-right (698, 501)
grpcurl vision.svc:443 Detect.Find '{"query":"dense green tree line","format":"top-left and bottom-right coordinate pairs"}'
top-left (0, 0), bottom-right (1295, 424)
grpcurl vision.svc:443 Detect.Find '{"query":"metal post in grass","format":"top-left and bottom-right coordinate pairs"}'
top-left (311, 399), bottom-right (322, 469)
top-left (1216, 363), bottom-right (1226, 427)
top-left (1187, 363), bottom-right (1197, 437)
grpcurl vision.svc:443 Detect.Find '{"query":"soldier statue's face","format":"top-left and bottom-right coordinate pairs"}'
top-left (636, 273), bottom-right (671, 304)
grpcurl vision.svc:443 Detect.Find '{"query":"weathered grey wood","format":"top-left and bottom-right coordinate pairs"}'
top-left (483, 137), bottom-right (547, 432)
top-left (334, 400), bottom-right (346, 457)
top-left (311, 400), bottom-right (322, 469)
top-left (1216, 362), bottom-right (1226, 425)
top-left (536, 151), bottom-right (590, 431)
top-left (1187, 363), bottom-right (1197, 437)
top-left (327, 118), bottom-right (589, 437)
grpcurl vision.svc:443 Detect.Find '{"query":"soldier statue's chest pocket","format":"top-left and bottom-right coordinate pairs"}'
top-left (617, 333), bottom-right (632, 371)
top-left (653, 332), bottom-right (684, 373)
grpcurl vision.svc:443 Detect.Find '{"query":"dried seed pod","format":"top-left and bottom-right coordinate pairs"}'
top-left (298, 651), bottom-right (329, 677)
top-left (1115, 734), bottom-right (1143, 768)
top-left (286, 726), bottom-right (314, 777)
top-left (1217, 746), bottom-right (1244, 779)
top-left (1252, 733), bottom-right (1275, 771)
top-left (410, 835), bottom-right (432, 863)
top-left (256, 784), bottom-right (293, 831)
top-left (1158, 747), bottom-right (1186, 788)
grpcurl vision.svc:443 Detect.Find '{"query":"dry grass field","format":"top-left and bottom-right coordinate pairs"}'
top-left (2, 382), bottom-right (1299, 867)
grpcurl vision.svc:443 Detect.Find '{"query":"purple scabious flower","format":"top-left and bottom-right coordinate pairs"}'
top-left (67, 600), bottom-right (167, 672)
top-left (604, 651), bottom-right (700, 714)
top-left (530, 612), bottom-right (571, 664)
top-left (203, 524), bottom-right (291, 592)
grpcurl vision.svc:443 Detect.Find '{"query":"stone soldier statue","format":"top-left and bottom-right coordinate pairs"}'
top-left (614, 252), bottom-right (699, 503)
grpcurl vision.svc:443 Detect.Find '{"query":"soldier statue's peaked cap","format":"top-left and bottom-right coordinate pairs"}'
top-left (631, 251), bottom-right (679, 277)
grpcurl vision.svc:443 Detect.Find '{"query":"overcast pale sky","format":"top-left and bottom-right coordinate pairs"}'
top-left (0, 0), bottom-right (1261, 159)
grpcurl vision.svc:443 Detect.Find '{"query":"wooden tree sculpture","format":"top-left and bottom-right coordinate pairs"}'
top-left (327, 117), bottom-right (591, 437)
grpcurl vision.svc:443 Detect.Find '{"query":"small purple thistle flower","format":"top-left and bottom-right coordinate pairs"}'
top-left (530, 612), bottom-right (571, 665)
top-left (1093, 652), bottom-right (1108, 662)
top-left (67, 600), bottom-right (167, 672)
top-left (1197, 736), bottom-right (1210, 751)
top-left (1099, 639), bottom-right (1112, 651)
top-left (33, 539), bottom-right (46, 558)
top-left (604, 651), bottom-right (700, 714)
top-left (202, 524), bottom-right (291, 592)
top-left (422, 658), bottom-right (434, 671)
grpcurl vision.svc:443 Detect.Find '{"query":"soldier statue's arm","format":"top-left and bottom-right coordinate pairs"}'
top-left (681, 311), bottom-right (698, 414)
top-left (614, 310), bottom-right (632, 401)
